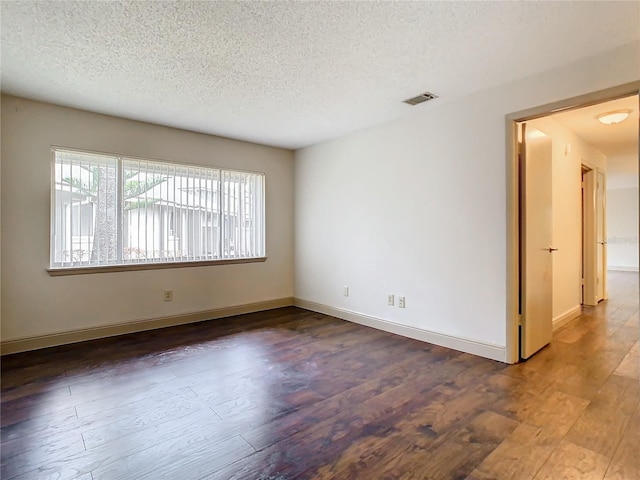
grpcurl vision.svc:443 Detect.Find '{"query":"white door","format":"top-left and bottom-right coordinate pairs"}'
top-left (520, 125), bottom-right (554, 359)
top-left (582, 168), bottom-right (598, 306)
top-left (596, 170), bottom-right (607, 301)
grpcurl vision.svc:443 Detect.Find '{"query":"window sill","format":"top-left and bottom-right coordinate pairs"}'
top-left (47, 257), bottom-right (267, 276)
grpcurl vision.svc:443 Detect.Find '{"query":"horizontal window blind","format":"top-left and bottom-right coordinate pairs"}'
top-left (51, 148), bottom-right (265, 268)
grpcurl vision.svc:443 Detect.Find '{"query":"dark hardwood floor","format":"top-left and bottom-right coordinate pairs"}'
top-left (1, 272), bottom-right (638, 479)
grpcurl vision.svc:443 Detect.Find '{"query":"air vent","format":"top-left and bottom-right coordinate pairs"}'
top-left (403, 92), bottom-right (437, 106)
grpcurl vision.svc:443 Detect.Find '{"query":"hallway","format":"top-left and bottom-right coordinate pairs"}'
top-left (472, 270), bottom-right (638, 479)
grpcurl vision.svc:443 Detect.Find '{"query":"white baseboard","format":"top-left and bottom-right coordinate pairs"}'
top-left (1, 297), bottom-right (294, 355)
top-left (553, 305), bottom-right (582, 331)
top-left (294, 298), bottom-right (506, 363)
top-left (607, 266), bottom-right (639, 272)
top-left (3, 297), bottom-right (508, 362)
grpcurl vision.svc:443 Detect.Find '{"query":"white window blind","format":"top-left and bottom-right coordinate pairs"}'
top-left (51, 148), bottom-right (265, 268)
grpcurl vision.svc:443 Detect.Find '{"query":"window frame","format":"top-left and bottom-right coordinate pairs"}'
top-left (48, 146), bottom-right (267, 276)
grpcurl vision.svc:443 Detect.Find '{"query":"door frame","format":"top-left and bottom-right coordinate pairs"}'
top-left (582, 165), bottom-right (598, 306)
top-left (505, 80), bottom-right (640, 364)
top-left (596, 169), bottom-right (608, 302)
top-left (582, 165), bottom-right (608, 306)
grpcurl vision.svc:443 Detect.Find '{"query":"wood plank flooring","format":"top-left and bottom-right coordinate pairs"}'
top-left (1, 271), bottom-right (638, 479)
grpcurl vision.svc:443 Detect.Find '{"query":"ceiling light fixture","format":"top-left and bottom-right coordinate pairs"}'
top-left (597, 110), bottom-right (631, 125)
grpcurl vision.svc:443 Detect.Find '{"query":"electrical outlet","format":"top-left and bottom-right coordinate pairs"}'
top-left (343, 286), bottom-right (349, 297)
top-left (387, 294), bottom-right (394, 306)
top-left (164, 289), bottom-right (173, 301)
top-left (398, 296), bottom-right (406, 308)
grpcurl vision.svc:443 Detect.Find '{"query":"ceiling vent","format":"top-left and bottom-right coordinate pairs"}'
top-left (403, 92), bottom-right (438, 106)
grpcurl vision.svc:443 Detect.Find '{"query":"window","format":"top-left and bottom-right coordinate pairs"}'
top-left (51, 148), bottom-right (265, 271)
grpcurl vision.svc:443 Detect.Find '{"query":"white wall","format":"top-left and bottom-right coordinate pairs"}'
top-left (294, 42), bottom-right (639, 360)
top-left (607, 152), bottom-right (638, 189)
top-left (607, 187), bottom-right (639, 271)
top-left (527, 117), bottom-right (606, 322)
top-left (1, 95), bottom-right (295, 342)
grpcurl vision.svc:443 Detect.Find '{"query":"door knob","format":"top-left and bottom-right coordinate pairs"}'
top-left (548, 247), bottom-right (559, 252)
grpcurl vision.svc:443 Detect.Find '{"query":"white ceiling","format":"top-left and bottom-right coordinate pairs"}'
top-left (552, 96), bottom-right (639, 158)
top-left (2, 1), bottom-right (639, 149)
top-left (552, 96), bottom-right (639, 189)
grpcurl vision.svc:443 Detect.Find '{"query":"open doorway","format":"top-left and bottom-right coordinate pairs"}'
top-left (549, 95), bottom-right (639, 307)
top-left (580, 164), bottom-right (607, 307)
top-left (506, 82), bottom-right (640, 364)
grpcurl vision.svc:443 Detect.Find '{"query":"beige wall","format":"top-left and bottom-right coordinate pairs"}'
top-left (1, 95), bottom-right (295, 342)
top-left (527, 117), bottom-right (606, 322)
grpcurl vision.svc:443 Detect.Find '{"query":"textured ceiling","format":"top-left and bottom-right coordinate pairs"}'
top-left (2, 1), bottom-right (639, 149)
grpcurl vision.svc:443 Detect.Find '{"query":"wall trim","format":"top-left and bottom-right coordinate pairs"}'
top-left (607, 266), bottom-right (639, 272)
top-left (1, 297), bottom-right (294, 355)
top-left (553, 305), bottom-right (582, 331)
top-left (294, 298), bottom-right (506, 363)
